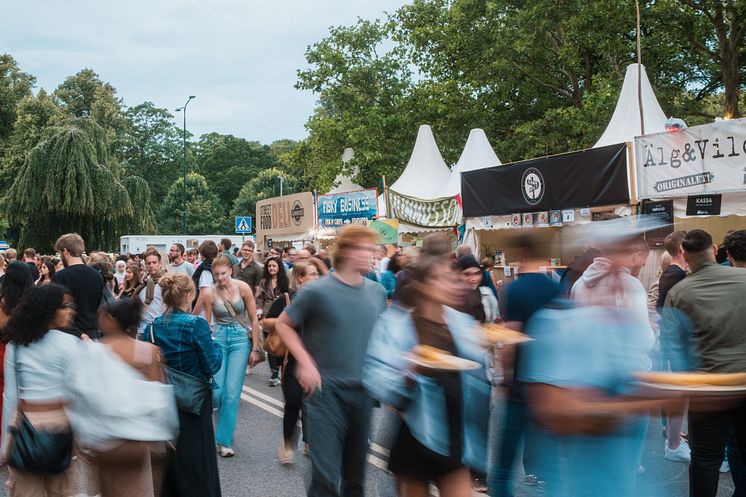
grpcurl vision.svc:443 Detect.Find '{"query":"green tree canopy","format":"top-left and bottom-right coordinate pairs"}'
top-left (0, 54), bottom-right (36, 142)
top-left (121, 175), bottom-right (157, 235)
top-left (196, 133), bottom-right (279, 213)
top-left (4, 117), bottom-right (133, 251)
top-left (158, 172), bottom-right (224, 235)
top-left (231, 168), bottom-right (299, 225)
top-left (120, 101), bottom-right (183, 206)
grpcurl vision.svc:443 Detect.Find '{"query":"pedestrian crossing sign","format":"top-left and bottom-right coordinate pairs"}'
top-left (235, 216), bottom-right (252, 234)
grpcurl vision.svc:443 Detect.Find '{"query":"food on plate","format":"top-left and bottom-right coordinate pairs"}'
top-left (636, 371), bottom-right (746, 387)
top-left (480, 323), bottom-right (531, 344)
top-left (412, 344), bottom-right (450, 361)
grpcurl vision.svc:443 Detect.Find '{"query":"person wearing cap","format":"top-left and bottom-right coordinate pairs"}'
top-left (458, 255), bottom-right (498, 323)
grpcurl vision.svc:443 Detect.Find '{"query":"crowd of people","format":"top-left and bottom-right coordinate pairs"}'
top-left (0, 223), bottom-right (744, 497)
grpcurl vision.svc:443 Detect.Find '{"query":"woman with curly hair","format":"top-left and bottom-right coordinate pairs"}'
top-left (2, 284), bottom-right (80, 495)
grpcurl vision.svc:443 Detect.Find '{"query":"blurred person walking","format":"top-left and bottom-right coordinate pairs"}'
top-left (275, 225), bottom-right (386, 497)
top-left (196, 256), bottom-right (262, 457)
top-left (144, 273), bottom-right (222, 497)
top-left (262, 261), bottom-right (320, 464)
top-left (380, 252), bottom-right (405, 299)
top-left (52, 234), bottom-right (105, 338)
top-left (256, 257), bottom-right (289, 387)
top-left (2, 284), bottom-right (80, 496)
top-left (662, 229), bottom-right (746, 497)
top-left (458, 255), bottom-right (499, 323)
top-left (490, 235), bottom-right (561, 497)
top-left (364, 255), bottom-right (491, 497)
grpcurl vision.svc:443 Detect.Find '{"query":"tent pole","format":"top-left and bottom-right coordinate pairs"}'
top-left (636, 0), bottom-right (645, 136)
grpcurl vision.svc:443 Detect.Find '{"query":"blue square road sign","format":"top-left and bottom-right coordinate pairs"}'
top-left (235, 216), bottom-right (252, 234)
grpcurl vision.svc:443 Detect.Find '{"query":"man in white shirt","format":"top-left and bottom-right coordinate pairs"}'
top-left (168, 243), bottom-right (195, 277)
top-left (136, 248), bottom-right (165, 338)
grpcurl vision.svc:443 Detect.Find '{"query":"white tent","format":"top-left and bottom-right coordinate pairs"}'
top-left (390, 124), bottom-right (452, 200)
top-left (327, 165), bottom-right (364, 195)
top-left (440, 128), bottom-right (501, 198)
top-left (594, 64), bottom-right (668, 148)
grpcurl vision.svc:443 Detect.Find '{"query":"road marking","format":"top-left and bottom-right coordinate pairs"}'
top-left (240, 393), bottom-right (284, 417)
top-left (242, 386), bottom-right (285, 408)
top-left (369, 442), bottom-right (390, 457)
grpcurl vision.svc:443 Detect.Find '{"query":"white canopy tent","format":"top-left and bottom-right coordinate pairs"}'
top-left (390, 124), bottom-right (452, 199)
top-left (440, 128), bottom-right (501, 198)
top-left (594, 64), bottom-right (668, 148)
top-left (327, 165), bottom-right (364, 195)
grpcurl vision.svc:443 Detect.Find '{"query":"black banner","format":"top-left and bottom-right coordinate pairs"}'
top-left (461, 143), bottom-right (629, 217)
top-left (686, 194), bottom-right (722, 216)
top-left (641, 199), bottom-right (674, 248)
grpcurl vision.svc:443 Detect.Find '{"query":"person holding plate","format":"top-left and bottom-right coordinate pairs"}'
top-left (363, 254), bottom-right (491, 497)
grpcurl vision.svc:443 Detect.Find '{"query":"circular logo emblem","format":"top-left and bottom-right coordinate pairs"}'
top-left (521, 167), bottom-right (545, 205)
top-left (291, 200), bottom-right (305, 226)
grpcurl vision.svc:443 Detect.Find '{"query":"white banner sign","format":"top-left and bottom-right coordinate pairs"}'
top-left (635, 118), bottom-right (746, 198)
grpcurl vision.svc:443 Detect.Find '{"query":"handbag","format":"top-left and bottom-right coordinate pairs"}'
top-left (149, 323), bottom-right (211, 416)
top-left (263, 293), bottom-right (290, 358)
top-left (7, 348), bottom-right (74, 474)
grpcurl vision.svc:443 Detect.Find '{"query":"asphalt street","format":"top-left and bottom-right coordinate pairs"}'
top-left (0, 361), bottom-right (737, 496)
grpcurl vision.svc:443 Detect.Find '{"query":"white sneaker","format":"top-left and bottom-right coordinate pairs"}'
top-left (721, 460), bottom-right (730, 473)
top-left (665, 439), bottom-right (691, 462)
top-left (217, 445), bottom-right (235, 458)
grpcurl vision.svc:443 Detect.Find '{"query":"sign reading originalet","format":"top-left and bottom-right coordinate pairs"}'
top-left (636, 118), bottom-right (746, 198)
top-left (461, 143), bottom-right (629, 217)
top-left (255, 192), bottom-right (314, 242)
top-left (317, 188), bottom-right (378, 228)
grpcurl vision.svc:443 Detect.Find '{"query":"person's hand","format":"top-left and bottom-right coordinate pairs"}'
top-left (80, 334), bottom-right (92, 343)
top-left (249, 350), bottom-right (264, 368)
top-left (296, 360), bottom-right (322, 396)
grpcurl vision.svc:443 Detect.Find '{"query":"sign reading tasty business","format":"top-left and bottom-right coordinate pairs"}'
top-left (317, 188), bottom-right (378, 228)
top-left (256, 192), bottom-right (314, 241)
top-left (636, 118), bottom-right (746, 198)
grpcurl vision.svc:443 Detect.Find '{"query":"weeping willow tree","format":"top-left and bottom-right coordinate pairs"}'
top-left (121, 175), bottom-right (157, 235)
top-left (4, 117), bottom-right (145, 252)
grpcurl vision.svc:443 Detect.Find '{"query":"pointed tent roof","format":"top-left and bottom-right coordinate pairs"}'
top-left (390, 124), bottom-right (452, 200)
top-left (594, 64), bottom-right (668, 148)
top-left (440, 128), bottom-right (501, 197)
top-left (327, 165), bottom-right (364, 194)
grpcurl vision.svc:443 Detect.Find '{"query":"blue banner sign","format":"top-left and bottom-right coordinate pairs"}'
top-left (317, 189), bottom-right (378, 228)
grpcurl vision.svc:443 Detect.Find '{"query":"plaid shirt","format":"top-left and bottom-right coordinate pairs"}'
top-left (144, 309), bottom-right (222, 381)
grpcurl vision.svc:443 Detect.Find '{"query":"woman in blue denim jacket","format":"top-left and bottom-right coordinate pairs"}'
top-left (363, 255), bottom-right (491, 497)
top-left (144, 273), bottom-right (222, 497)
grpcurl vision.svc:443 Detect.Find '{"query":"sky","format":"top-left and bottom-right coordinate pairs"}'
top-left (1, 0), bottom-right (409, 144)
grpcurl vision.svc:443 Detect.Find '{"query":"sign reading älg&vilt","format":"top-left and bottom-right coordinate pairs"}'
top-left (636, 118), bottom-right (746, 199)
top-left (256, 192), bottom-right (314, 245)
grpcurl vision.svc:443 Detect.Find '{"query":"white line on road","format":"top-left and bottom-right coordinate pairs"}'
top-left (242, 386), bottom-right (285, 409)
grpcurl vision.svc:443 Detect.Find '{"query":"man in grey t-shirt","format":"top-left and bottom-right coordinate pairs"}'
top-left (277, 226), bottom-right (386, 497)
top-left (168, 243), bottom-right (195, 277)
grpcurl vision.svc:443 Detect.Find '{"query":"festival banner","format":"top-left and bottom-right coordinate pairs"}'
top-left (387, 191), bottom-right (461, 228)
top-left (317, 188), bottom-right (378, 229)
top-left (461, 143), bottom-right (628, 217)
top-left (635, 118), bottom-right (746, 199)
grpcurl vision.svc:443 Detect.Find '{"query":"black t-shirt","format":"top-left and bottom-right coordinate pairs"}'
top-left (52, 264), bottom-right (104, 334)
top-left (656, 264), bottom-right (687, 311)
top-left (27, 262), bottom-right (39, 282)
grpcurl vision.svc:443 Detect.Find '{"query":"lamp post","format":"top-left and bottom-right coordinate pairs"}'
top-left (278, 175), bottom-right (284, 197)
top-left (175, 95), bottom-right (195, 235)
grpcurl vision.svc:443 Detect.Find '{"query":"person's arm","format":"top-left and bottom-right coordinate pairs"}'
top-left (239, 282), bottom-right (262, 366)
top-left (381, 272), bottom-right (396, 299)
top-left (276, 311), bottom-right (319, 394)
top-left (193, 317), bottom-right (222, 375)
top-left (660, 294), bottom-right (695, 372)
top-left (1, 344), bottom-right (18, 460)
top-left (193, 287), bottom-right (214, 326)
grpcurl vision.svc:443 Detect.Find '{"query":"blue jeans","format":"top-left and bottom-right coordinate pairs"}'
top-left (212, 322), bottom-right (250, 448)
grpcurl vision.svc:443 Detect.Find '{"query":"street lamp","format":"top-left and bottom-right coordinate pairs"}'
top-left (175, 95), bottom-right (196, 235)
top-left (278, 175), bottom-right (284, 197)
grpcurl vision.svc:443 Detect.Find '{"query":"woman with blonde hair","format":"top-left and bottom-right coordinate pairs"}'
top-left (196, 255), bottom-right (262, 458)
top-left (263, 261), bottom-right (320, 464)
top-left (143, 273), bottom-right (222, 497)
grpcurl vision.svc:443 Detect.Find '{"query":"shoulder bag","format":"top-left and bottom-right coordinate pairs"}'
top-left (7, 348), bottom-right (74, 474)
top-left (149, 323), bottom-right (211, 416)
top-left (263, 293), bottom-right (290, 358)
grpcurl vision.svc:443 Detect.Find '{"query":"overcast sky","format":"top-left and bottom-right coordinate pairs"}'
top-left (1, 0), bottom-right (408, 144)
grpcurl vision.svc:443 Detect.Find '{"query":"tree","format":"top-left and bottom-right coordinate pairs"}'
top-left (158, 172), bottom-right (224, 235)
top-left (121, 175), bottom-right (157, 235)
top-left (231, 168), bottom-right (299, 225)
top-left (120, 101), bottom-right (183, 207)
top-left (0, 54), bottom-right (35, 142)
top-left (4, 117), bottom-right (133, 251)
top-left (196, 133), bottom-right (279, 213)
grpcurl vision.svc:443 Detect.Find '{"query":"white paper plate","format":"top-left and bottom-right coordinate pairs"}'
top-left (636, 381), bottom-right (746, 396)
top-left (404, 354), bottom-right (481, 371)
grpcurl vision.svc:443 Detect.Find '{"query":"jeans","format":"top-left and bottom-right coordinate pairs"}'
top-left (212, 323), bottom-right (250, 448)
top-left (282, 362), bottom-right (306, 445)
top-left (689, 401), bottom-right (746, 497)
top-left (306, 383), bottom-right (372, 497)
